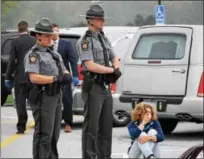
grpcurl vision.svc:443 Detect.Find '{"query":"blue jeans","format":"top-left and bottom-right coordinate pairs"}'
top-left (128, 129), bottom-right (160, 158)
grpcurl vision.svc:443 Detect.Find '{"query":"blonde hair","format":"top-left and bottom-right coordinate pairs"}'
top-left (131, 102), bottom-right (157, 121)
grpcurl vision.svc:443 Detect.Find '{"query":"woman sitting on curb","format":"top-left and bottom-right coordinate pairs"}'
top-left (127, 102), bottom-right (164, 159)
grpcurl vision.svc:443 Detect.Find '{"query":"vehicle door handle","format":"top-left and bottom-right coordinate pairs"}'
top-left (172, 69), bottom-right (186, 73)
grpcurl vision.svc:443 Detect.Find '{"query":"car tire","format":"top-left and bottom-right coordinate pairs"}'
top-left (112, 110), bottom-right (130, 127)
top-left (159, 119), bottom-right (178, 134)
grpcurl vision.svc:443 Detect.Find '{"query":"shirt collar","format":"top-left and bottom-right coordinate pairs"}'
top-left (35, 43), bottom-right (48, 52)
top-left (53, 38), bottom-right (59, 44)
top-left (20, 32), bottom-right (28, 35)
top-left (89, 30), bottom-right (100, 39)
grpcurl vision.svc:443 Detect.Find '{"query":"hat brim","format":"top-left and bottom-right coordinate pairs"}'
top-left (80, 15), bottom-right (110, 19)
top-left (30, 29), bottom-right (54, 35)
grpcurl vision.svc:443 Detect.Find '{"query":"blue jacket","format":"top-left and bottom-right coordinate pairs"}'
top-left (58, 39), bottom-right (78, 77)
top-left (127, 120), bottom-right (164, 142)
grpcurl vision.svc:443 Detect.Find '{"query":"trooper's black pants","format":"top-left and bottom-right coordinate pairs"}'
top-left (82, 83), bottom-right (113, 159)
top-left (62, 83), bottom-right (73, 126)
top-left (31, 91), bottom-right (62, 159)
top-left (14, 83), bottom-right (31, 132)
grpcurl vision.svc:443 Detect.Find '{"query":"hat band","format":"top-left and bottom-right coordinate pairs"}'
top-left (86, 13), bottom-right (104, 18)
top-left (35, 26), bottom-right (53, 33)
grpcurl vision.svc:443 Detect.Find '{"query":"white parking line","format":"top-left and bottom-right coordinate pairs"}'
top-left (1, 116), bottom-right (33, 119)
top-left (1, 116), bottom-right (18, 119)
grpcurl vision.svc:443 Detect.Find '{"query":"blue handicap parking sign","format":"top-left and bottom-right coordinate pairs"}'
top-left (155, 5), bottom-right (165, 24)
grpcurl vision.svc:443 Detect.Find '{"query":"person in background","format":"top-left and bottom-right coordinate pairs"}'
top-left (5, 20), bottom-right (36, 134)
top-left (52, 23), bottom-right (79, 133)
top-left (127, 102), bottom-right (164, 159)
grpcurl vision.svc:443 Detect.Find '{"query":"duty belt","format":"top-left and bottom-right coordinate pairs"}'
top-left (92, 75), bottom-right (110, 89)
top-left (36, 83), bottom-right (60, 96)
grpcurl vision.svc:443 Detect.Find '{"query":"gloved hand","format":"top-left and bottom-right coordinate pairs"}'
top-left (72, 76), bottom-right (79, 86)
top-left (4, 80), bottom-right (11, 89)
top-left (113, 68), bottom-right (122, 80)
top-left (54, 73), bottom-right (72, 84)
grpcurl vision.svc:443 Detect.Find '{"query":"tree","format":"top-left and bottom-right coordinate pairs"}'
top-left (134, 14), bottom-right (145, 26)
top-left (1, 1), bottom-right (18, 16)
top-left (71, 21), bottom-right (87, 27)
top-left (126, 14), bottom-right (155, 26)
top-left (144, 15), bottom-right (155, 25)
top-left (1, 1), bottom-right (20, 30)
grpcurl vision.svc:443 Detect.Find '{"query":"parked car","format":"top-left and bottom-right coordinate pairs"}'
top-left (1, 31), bottom-right (20, 105)
top-left (119, 24), bottom-right (203, 133)
top-left (9, 26), bottom-right (139, 126)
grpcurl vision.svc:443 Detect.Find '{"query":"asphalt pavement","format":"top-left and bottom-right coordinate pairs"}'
top-left (1, 106), bottom-right (203, 158)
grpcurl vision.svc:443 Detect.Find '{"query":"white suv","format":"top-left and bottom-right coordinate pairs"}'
top-left (120, 25), bottom-right (203, 134)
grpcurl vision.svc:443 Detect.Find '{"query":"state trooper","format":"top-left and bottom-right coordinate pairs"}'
top-left (24, 17), bottom-right (72, 159)
top-left (76, 4), bottom-right (122, 159)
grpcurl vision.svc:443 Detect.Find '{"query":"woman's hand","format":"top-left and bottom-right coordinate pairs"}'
top-left (138, 135), bottom-right (150, 144)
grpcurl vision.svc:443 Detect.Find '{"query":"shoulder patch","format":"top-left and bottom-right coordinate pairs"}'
top-left (81, 40), bottom-right (89, 51)
top-left (29, 53), bottom-right (38, 64)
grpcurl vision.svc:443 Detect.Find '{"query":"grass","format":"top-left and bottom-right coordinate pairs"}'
top-left (6, 95), bottom-right (12, 104)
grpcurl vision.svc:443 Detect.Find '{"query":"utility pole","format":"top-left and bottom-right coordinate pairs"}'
top-left (158, 0), bottom-right (161, 5)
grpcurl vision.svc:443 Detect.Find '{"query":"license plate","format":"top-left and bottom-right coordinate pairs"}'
top-left (143, 100), bottom-right (157, 107)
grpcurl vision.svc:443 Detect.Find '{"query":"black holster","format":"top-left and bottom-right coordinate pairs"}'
top-left (82, 71), bottom-right (93, 93)
top-left (28, 86), bottom-right (39, 105)
top-left (44, 83), bottom-right (60, 96)
top-left (104, 73), bottom-right (117, 84)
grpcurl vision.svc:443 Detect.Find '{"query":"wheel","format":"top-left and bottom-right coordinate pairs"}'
top-left (159, 119), bottom-right (178, 134)
top-left (112, 110), bottom-right (131, 127)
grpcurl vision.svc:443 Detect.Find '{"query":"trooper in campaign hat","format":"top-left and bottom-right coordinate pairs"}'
top-left (30, 17), bottom-right (54, 36)
top-left (80, 4), bottom-right (110, 19)
top-left (24, 17), bottom-right (72, 159)
top-left (77, 4), bottom-right (121, 159)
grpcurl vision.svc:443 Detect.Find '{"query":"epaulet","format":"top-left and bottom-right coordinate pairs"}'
top-left (82, 30), bottom-right (92, 40)
top-left (85, 30), bottom-right (92, 37)
top-left (30, 46), bottom-right (39, 53)
top-left (99, 30), bottom-right (105, 36)
top-left (32, 47), bottom-right (39, 53)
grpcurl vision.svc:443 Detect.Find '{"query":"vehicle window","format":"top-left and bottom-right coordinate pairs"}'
top-left (113, 35), bottom-right (135, 59)
top-left (2, 39), bottom-right (13, 55)
top-left (132, 34), bottom-right (186, 60)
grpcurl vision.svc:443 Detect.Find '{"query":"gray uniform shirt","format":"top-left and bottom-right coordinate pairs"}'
top-left (24, 44), bottom-right (66, 77)
top-left (76, 30), bottom-right (116, 71)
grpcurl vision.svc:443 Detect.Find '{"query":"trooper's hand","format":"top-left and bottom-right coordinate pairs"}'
top-left (5, 80), bottom-right (11, 89)
top-left (54, 73), bottom-right (72, 84)
top-left (113, 68), bottom-right (122, 80)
